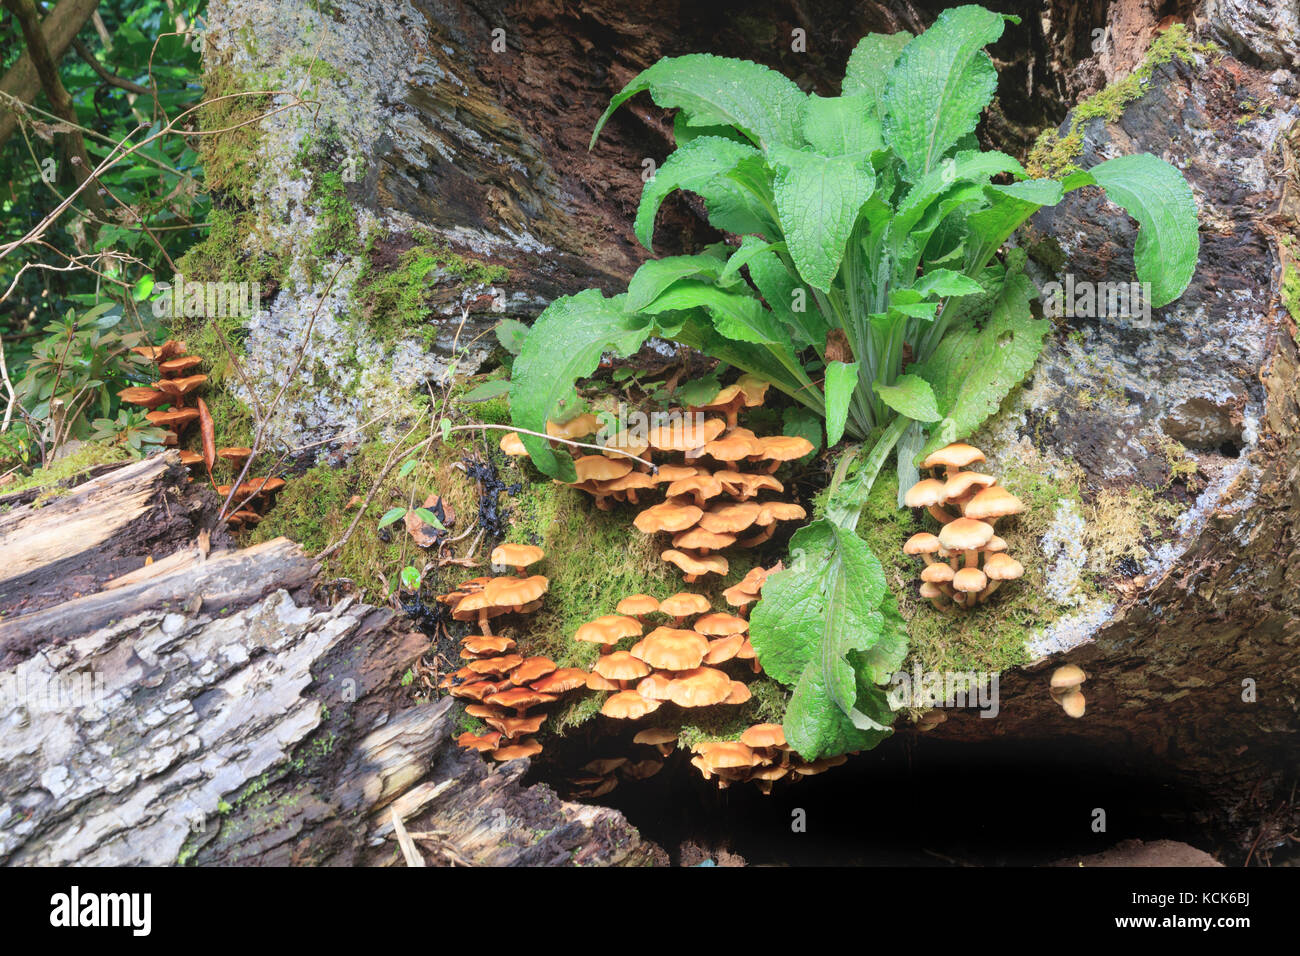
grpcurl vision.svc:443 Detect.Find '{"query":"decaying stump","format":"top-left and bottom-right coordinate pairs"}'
top-left (0, 452), bottom-right (657, 866)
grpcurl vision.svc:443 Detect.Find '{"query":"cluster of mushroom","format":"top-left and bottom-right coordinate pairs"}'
top-left (690, 724), bottom-right (846, 794)
top-left (574, 591), bottom-right (759, 722)
top-left (566, 747), bottom-right (668, 799)
top-left (499, 376), bottom-right (811, 584)
top-left (119, 340), bottom-right (284, 529)
top-left (902, 442), bottom-right (1027, 610)
top-left (440, 545), bottom-right (590, 761)
top-left (435, 543), bottom-right (550, 637)
top-left (1050, 664), bottom-right (1087, 718)
top-left (119, 339), bottom-right (207, 443)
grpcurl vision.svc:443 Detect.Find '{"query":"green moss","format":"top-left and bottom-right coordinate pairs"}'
top-left (1027, 25), bottom-right (1218, 178)
top-left (195, 63), bottom-right (270, 207)
top-left (247, 426), bottom-right (476, 599)
top-left (352, 236), bottom-right (508, 346)
top-left (0, 442), bottom-right (129, 497)
top-left (1085, 484), bottom-right (1181, 572)
top-left (308, 170), bottom-right (360, 268)
top-left (1283, 264), bottom-right (1300, 329)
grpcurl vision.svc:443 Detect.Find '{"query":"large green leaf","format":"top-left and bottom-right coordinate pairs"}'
top-left (873, 373), bottom-right (941, 422)
top-left (882, 6), bottom-right (1016, 178)
top-left (634, 136), bottom-right (763, 251)
top-left (913, 263), bottom-right (1048, 459)
top-left (770, 146), bottom-right (876, 291)
top-left (592, 53), bottom-right (806, 152)
top-left (801, 93), bottom-right (884, 156)
top-left (823, 360), bottom-right (860, 446)
top-left (626, 254), bottom-right (727, 311)
top-left (509, 290), bottom-right (652, 481)
top-left (1073, 153), bottom-right (1200, 307)
top-left (750, 520), bottom-right (897, 759)
top-left (639, 280), bottom-right (787, 345)
top-left (842, 31), bottom-right (912, 117)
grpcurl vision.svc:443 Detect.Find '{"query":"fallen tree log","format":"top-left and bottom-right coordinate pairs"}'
top-left (0, 453), bottom-right (659, 866)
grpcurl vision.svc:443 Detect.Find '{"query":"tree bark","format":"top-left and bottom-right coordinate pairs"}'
top-left (0, 452), bottom-right (660, 866)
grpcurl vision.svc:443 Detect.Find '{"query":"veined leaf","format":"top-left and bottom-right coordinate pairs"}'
top-left (964, 178), bottom-right (1066, 271)
top-left (750, 520), bottom-right (897, 759)
top-left (592, 53), bottom-right (806, 152)
top-left (626, 254), bottom-right (727, 311)
top-left (912, 269), bottom-right (984, 299)
top-left (873, 373), bottom-right (941, 422)
top-left (823, 360), bottom-right (860, 446)
top-left (913, 263), bottom-right (1047, 459)
top-left (509, 289), bottom-right (652, 481)
top-left (770, 146), bottom-right (876, 291)
top-left (842, 31), bottom-right (913, 117)
top-left (1073, 153), bottom-right (1200, 307)
top-left (634, 136), bottom-right (763, 251)
top-left (458, 379), bottom-right (512, 403)
top-left (746, 246), bottom-right (829, 349)
top-left (801, 93), bottom-right (884, 156)
top-left (719, 236), bottom-right (787, 284)
top-left (882, 6), bottom-right (1017, 178)
top-left (640, 280), bottom-right (786, 345)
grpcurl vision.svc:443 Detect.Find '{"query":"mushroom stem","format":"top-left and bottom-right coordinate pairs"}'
top-left (763, 460), bottom-right (781, 475)
top-left (478, 610), bottom-right (493, 636)
top-left (927, 505), bottom-right (956, 525)
top-left (964, 549), bottom-right (978, 568)
top-left (737, 526), bottom-right (776, 548)
top-left (978, 581), bottom-right (1002, 604)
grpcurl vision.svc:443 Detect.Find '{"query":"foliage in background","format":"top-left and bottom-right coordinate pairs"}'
top-left (1, 0), bottom-right (207, 468)
top-left (509, 5), bottom-right (1201, 757)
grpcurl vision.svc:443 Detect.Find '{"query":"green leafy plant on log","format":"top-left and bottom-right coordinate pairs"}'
top-left (508, 5), bottom-right (1201, 758)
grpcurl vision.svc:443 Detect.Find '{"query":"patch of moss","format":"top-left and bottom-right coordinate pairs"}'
top-left (195, 63), bottom-right (270, 207)
top-left (1283, 264), bottom-right (1300, 330)
top-left (1159, 437), bottom-right (1201, 489)
top-left (352, 236), bottom-right (508, 346)
top-left (247, 425), bottom-right (480, 600)
top-left (1027, 25), bottom-right (1219, 178)
top-left (0, 441), bottom-right (129, 497)
top-left (308, 170), bottom-right (360, 269)
top-left (1084, 484), bottom-right (1181, 573)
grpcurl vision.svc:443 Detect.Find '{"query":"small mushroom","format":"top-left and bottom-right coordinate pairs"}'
top-left (661, 548), bottom-right (728, 583)
top-left (490, 543), bottom-right (546, 575)
top-left (574, 614), bottom-right (643, 654)
top-left (600, 690), bottom-right (662, 719)
top-left (904, 477), bottom-right (957, 525)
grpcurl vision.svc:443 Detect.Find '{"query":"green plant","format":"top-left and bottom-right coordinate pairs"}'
top-left (88, 407), bottom-right (169, 458)
top-left (13, 302), bottom-right (153, 460)
top-left (507, 5), bottom-right (1201, 758)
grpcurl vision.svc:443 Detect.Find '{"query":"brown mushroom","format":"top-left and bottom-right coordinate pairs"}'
top-left (490, 543), bottom-right (546, 575)
top-left (574, 614), bottom-right (643, 654)
top-left (600, 690), bottom-right (662, 719)
top-left (634, 501), bottom-right (703, 535)
top-left (662, 549), bottom-right (728, 583)
top-left (630, 627), bottom-right (709, 671)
